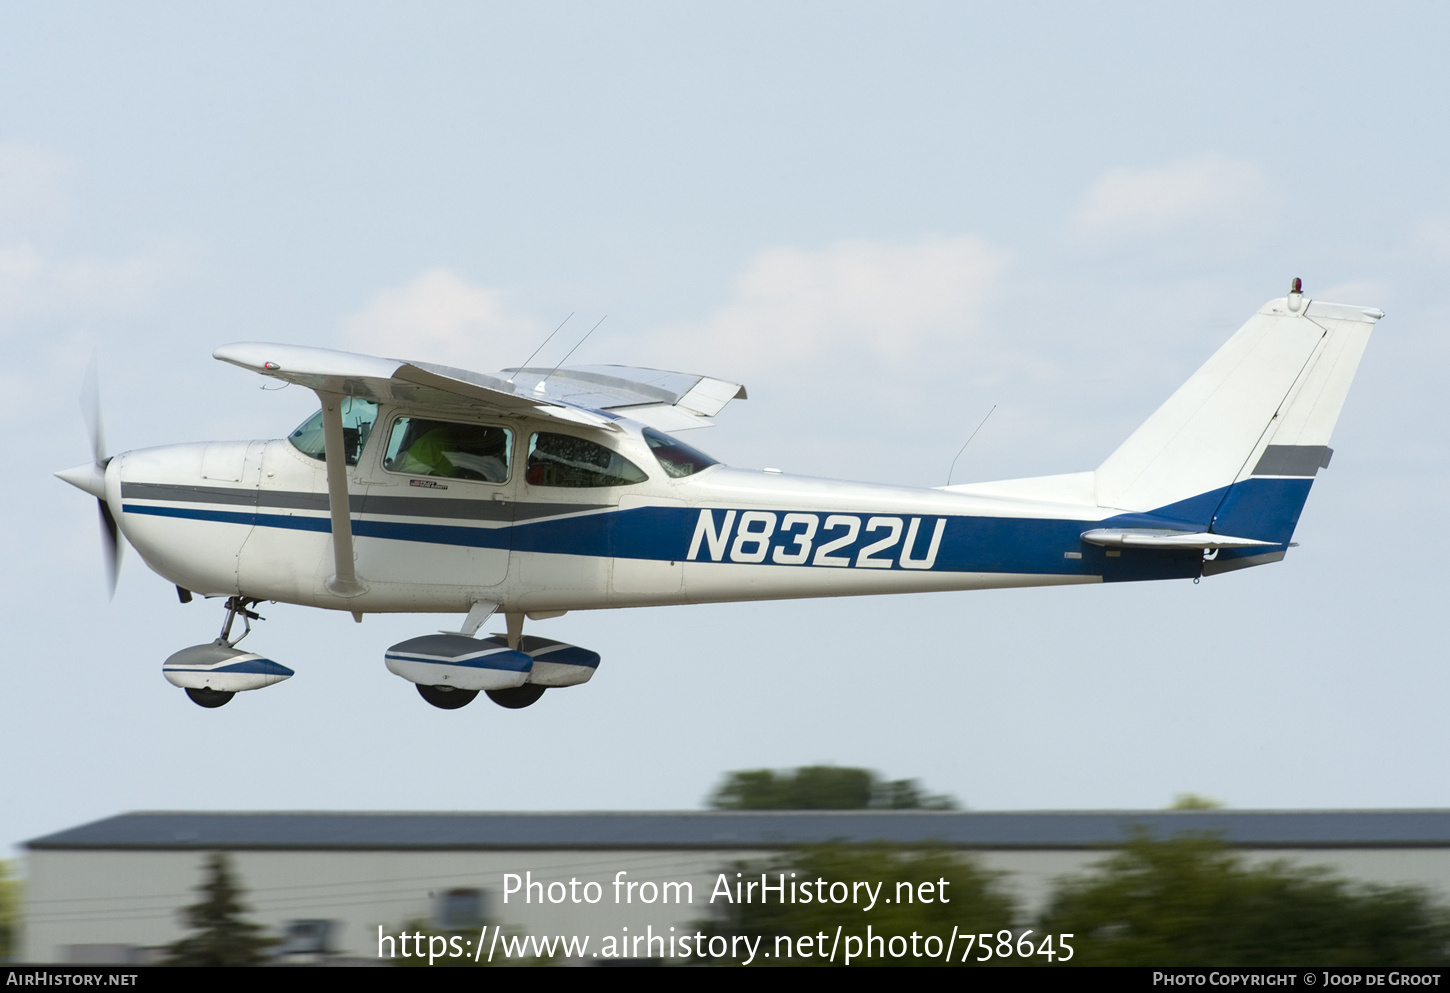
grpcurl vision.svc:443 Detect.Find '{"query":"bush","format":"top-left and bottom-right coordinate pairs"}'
top-left (1038, 833), bottom-right (1450, 966)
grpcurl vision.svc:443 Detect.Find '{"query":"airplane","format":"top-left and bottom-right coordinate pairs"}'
top-left (56, 279), bottom-right (1380, 710)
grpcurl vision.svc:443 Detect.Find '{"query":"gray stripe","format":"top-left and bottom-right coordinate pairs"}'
top-left (365, 495), bottom-right (610, 522)
top-left (123, 482), bottom-right (264, 507)
top-left (1251, 445), bottom-right (1333, 477)
top-left (122, 482), bottom-right (606, 522)
top-left (365, 494), bottom-right (506, 521)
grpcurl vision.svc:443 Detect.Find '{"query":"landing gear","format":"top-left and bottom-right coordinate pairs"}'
top-left (389, 612), bottom-right (591, 711)
top-left (483, 612), bottom-right (545, 707)
top-left (219, 595), bottom-right (262, 645)
top-left (180, 597), bottom-right (259, 709)
top-left (487, 685), bottom-right (547, 709)
top-left (417, 684), bottom-right (479, 710)
top-left (166, 596), bottom-right (293, 707)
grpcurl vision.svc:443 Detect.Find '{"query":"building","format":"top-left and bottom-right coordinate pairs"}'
top-left (22, 809), bottom-right (1450, 964)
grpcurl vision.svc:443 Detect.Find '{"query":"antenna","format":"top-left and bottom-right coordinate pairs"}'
top-left (536, 315), bottom-right (607, 392)
top-left (509, 312), bottom-right (574, 384)
top-left (946, 405), bottom-right (996, 486)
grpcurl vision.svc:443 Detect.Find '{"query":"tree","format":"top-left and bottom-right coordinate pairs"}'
top-left (708, 766), bottom-right (957, 810)
top-left (702, 844), bottom-right (1015, 966)
top-left (1038, 833), bottom-right (1450, 966)
top-left (165, 852), bottom-right (277, 966)
top-left (0, 859), bottom-right (18, 962)
top-left (1168, 793), bottom-right (1224, 810)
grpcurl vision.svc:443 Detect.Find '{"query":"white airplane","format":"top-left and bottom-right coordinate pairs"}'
top-left (57, 281), bottom-right (1380, 710)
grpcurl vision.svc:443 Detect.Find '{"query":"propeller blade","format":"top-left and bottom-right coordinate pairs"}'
top-left (98, 498), bottom-right (122, 598)
top-left (81, 353), bottom-right (106, 466)
top-left (81, 353), bottom-right (121, 595)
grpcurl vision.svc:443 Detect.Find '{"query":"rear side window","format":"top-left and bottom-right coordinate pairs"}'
top-left (383, 417), bottom-right (512, 483)
top-left (526, 433), bottom-right (648, 487)
top-left (643, 427), bottom-right (718, 478)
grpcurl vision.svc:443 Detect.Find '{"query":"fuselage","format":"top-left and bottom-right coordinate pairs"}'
top-left (105, 406), bottom-right (1209, 616)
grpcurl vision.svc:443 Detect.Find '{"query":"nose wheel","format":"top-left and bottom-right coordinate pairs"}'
top-left (186, 687), bottom-right (235, 709)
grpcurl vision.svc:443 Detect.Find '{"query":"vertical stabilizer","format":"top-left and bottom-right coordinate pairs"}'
top-left (1094, 292), bottom-right (1380, 526)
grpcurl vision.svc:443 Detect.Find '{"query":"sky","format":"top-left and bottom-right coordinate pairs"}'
top-left (3, 2), bottom-right (1448, 858)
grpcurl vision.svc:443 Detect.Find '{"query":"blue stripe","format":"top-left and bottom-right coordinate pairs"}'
top-left (1205, 476), bottom-right (1313, 567)
top-left (128, 504), bottom-right (333, 533)
top-left (124, 476), bottom-right (1315, 583)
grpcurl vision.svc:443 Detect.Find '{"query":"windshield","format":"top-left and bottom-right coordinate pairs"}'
top-left (643, 427), bottom-right (718, 478)
top-left (288, 399), bottom-right (378, 466)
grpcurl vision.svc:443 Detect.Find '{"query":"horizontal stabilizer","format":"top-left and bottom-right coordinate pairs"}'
top-left (1081, 528), bottom-right (1277, 550)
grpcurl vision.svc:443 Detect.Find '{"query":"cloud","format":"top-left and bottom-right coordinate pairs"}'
top-left (341, 268), bottom-right (542, 367)
top-left (0, 141), bottom-right (178, 334)
top-left (1072, 155), bottom-right (1272, 244)
top-left (643, 236), bottom-right (1009, 374)
top-left (335, 242), bottom-right (1012, 482)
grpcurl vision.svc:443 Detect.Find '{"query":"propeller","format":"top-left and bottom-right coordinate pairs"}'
top-left (72, 356), bottom-right (123, 596)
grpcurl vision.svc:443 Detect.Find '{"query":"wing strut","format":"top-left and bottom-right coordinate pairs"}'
top-left (319, 392), bottom-right (365, 598)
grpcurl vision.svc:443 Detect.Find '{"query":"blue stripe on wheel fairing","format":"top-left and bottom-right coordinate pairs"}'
top-left (384, 651), bottom-right (532, 672)
top-left (163, 658), bottom-right (294, 676)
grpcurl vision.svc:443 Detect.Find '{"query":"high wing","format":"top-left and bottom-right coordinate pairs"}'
top-left (502, 364), bottom-right (747, 431)
top-left (213, 343), bottom-right (747, 430)
top-left (213, 341), bottom-right (747, 600)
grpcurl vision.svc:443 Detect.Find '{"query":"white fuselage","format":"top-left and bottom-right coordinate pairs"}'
top-left (108, 411), bottom-right (1135, 616)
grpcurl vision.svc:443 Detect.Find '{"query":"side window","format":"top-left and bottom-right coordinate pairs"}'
top-left (383, 417), bottom-right (512, 483)
top-left (287, 398), bottom-right (378, 467)
top-left (643, 427), bottom-right (718, 478)
top-left (526, 432), bottom-right (648, 487)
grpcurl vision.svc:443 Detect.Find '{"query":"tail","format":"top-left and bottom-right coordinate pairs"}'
top-left (1094, 283), bottom-right (1380, 572)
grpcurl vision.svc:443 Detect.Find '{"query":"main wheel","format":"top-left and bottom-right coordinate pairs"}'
top-left (486, 684), bottom-right (547, 709)
top-left (185, 687), bottom-right (235, 708)
top-left (417, 683), bottom-right (479, 710)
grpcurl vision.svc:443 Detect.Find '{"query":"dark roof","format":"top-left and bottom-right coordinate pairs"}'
top-left (25, 810), bottom-right (1450, 852)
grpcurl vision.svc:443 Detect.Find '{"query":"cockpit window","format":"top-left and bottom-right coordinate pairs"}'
top-left (383, 417), bottom-right (512, 483)
top-left (643, 427), bottom-right (719, 478)
top-left (526, 432), bottom-right (648, 487)
top-left (288, 399), bottom-right (378, 466)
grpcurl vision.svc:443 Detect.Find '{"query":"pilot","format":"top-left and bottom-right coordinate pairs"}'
top-left (399, 427), bottom-right (459, 477)
top-left (399, 424), bottom-right (508, 482)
